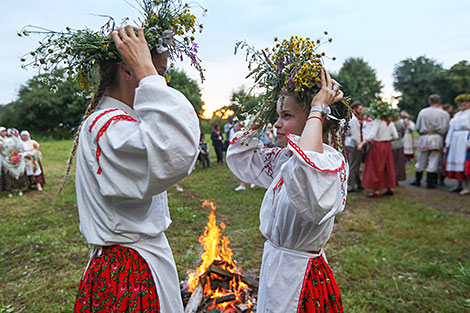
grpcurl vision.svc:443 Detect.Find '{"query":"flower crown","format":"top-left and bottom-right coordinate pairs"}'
top-left (234, 33), bottom-right (350, 126)
top-left (19, 0), bottom-right (205, 94)
top-left (367, 101), bottom-right (397, 121)
top-left (454, 93), bottom-right (470, 104)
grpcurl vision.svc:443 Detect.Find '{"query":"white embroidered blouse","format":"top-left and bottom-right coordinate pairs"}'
top-left (226, 131), bottom-right (348, 312)
top-left (75, 74), bottom-right (200, 313)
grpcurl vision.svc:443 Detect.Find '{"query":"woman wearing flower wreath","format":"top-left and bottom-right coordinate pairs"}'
top-left (444, 94), bottom-right (470, 195)
top-left (20, 130), bottom-right (46, 191)
top-left (21, 1), bottom-right (205, 312)
top-left (1, 128), bottom-right (29, 197)
top-left (357, 102), bottom-right (398, 197)
top-left (227, 36), bottom-right (349, 313)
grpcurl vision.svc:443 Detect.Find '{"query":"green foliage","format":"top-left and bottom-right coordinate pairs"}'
top-left (393, 56), bottom-right (444, 118)
top-left (442, 61), bottom-right (470, 104)
top-left (367, 100), bottom-right (397, 121)
top-left (0, 69), bottom-right (88, 139)
top-left (334, 57), bottom-right (382, 106)
top-left (167, 68), bottom-right (203, 116)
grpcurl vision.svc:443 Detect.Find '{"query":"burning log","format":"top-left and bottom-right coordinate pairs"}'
top-left (214, 293), bottom-right (236, 305)
top-left (184, 280), bottom-right (205, 313)
top-left (234, 303), bottom-right (252, 313)
top-left (209, 264), bottom-right (259, 289)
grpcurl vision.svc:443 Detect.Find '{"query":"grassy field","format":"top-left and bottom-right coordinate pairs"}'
top-left (0, 139), bottom-right (469, 312)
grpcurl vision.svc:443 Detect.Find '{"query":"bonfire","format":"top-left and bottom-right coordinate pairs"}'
top-left (182, 200), bottom-right (257, 313)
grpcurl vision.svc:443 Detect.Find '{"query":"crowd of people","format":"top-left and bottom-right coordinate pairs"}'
top-left (345, 93), bottom-right (470, 197)
top-left (0, 127), bottom-right (45, 197)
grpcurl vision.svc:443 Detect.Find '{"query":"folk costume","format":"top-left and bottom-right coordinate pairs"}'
top-left (0, 129), bottom-right (29, 194)
top-left (227, 132), bottom-right (347, 313)
top-left (362, 119), bottom-right (399, 191)
top-left (402, 118), bottom-right (416, 160)
top-left (445, 110), bottom-right (470, 184)
top-left (20, 0), bottom-right (206, 311)
top-left (414, 107), bottom-right (450, 186)
top-left (20, 130), bottom-right (46, 188)
top-left (74, 75), bottom-right (200, 313)
top-left (345, 114), bottom-right (362, 191)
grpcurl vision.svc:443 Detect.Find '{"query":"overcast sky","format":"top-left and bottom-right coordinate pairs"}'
top-left (1, 0), bottom-right (469, 117)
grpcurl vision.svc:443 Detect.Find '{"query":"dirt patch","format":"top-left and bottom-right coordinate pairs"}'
top-left (395, 178), bottom-right (469, 216)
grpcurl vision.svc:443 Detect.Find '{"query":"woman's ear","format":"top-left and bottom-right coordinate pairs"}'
top-left (119, 62), bottom-right (132, 81)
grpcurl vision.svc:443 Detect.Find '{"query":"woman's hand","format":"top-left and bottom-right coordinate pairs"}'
top-left (311, 69), bottom-right (343, 108)
top-left (111, 26), bottom-right (157, 81)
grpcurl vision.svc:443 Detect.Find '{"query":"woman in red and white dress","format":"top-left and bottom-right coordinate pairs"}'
top-left (445, 94), bottom-right (470, 195)
top-left (358, 115), bottom-right (398, 197)
top-left (227, 69), bottom-right (347, 313)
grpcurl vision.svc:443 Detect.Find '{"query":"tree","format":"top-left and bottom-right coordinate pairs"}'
top-left (334, 57), bottom-right (382, 106)
top-left (441, 60), bottom-right (470, 104)
top-left (393, 56), bottom-right (444, 118)
top-left (167, 68), bottom-right (203, 116)
top-left (0, 69), bottom-right (88, 138)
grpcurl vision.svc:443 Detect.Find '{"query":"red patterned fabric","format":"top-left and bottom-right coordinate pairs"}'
top-left (297, 255), bottom-right (343, 313)
top-left (445, 149), bottom-right (470, 181)
top-left (74, 245), bottom-right (160, 313)
top-left (362, 141), bottom-right (396, 190)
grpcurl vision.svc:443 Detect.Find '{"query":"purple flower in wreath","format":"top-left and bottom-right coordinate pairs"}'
top-left (192, 42), bottom-right (199, 53)
top-left (287, 77), bottom-right (295, 89)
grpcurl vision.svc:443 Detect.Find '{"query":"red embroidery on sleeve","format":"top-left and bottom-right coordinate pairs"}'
top-left (90, 114), bottom-right (137, 174)
top-left (229, 125), bottom-right (262, 145)
top-left (286, 133), bottom-right (345, 174)
top-left (88, 109), bottom-right (121, 132)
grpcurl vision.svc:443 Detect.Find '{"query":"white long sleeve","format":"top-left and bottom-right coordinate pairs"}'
top-left (82, 75), bottom-right (200, 199)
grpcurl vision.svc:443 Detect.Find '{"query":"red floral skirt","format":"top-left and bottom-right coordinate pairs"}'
top-left (363, 141), bottom-right (396, 190)
top-left (74, 245), bottom-right (160, 313)
top-left (297, 255), bottom-right (343, 313)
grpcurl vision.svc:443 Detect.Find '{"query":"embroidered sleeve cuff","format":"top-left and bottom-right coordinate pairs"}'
top-left (286, 133), bottom-right (345, 173)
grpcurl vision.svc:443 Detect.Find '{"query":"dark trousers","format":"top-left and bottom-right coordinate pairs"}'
top-left (199, 153), bottom-right (210, 168)
top-left (347, 146), bottom-right (362, 190)
top-left (213, 142), bottom-right (224, 164)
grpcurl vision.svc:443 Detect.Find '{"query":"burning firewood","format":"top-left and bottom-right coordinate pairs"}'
top-left (184, 279), bottom-right (205, 313)
top-left (183, 200), bottom-right (258, 313)
top-left (209, 264), bottom-right (259, 289)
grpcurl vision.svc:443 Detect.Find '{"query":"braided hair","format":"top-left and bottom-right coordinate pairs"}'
top-left (55, 61), bottom-right (119, 199)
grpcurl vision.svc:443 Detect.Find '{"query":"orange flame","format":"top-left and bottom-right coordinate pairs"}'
top-left (187, 200), bottom-right (253, 311)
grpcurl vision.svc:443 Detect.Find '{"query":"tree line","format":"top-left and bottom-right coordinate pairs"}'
top-left (1, 56), bottom-right (469, 138)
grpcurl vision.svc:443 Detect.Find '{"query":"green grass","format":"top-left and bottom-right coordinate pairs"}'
top-left (1, 140), bottom-right (469, 312)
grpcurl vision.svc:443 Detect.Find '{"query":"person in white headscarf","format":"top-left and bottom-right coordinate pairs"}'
top-left (20, 130), bottom-right (45, 191)
top-left (0, 126), bottom-right (7, 190)
top-left (1, 128), bottom-right (28, 197)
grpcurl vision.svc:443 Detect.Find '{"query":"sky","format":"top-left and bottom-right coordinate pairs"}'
top-left (1, 0), bottom-right (469, 117)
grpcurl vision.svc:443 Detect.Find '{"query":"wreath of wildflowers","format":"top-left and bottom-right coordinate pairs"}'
top-left (19, 0), bottom-right (206, 95)
top-left (234, 33), bottom-right (351, 128)
top-left (367, 101), bottom-right (397, 121)
top-left (454, 93), bottom-right (470, 104)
